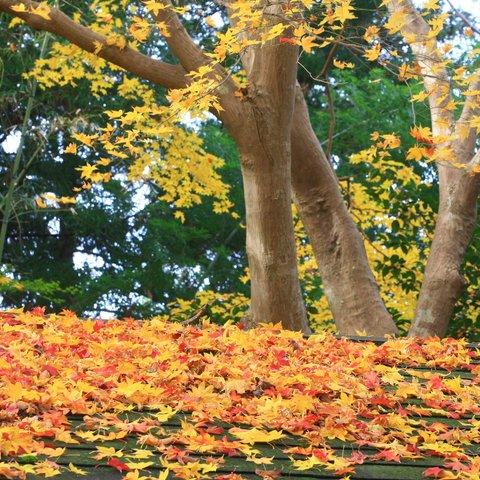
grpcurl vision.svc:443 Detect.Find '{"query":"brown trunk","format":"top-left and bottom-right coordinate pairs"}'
top-left (290, 88), bottom-right (398, 337)
top-left (231, 98), bottom-right (309, 334)
top-left (410, 167), bottom-right (480, 337)
top-left (219, 20), bottom-right (309, 333)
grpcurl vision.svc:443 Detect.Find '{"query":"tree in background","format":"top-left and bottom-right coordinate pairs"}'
top-left (0, 0), bottom-right (478, 337)
top-left (0, 17), bottom-right (247, 316)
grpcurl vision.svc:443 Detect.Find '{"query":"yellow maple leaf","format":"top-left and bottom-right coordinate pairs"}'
top-left (292, 455), bottom-right (323, 470)
top-left (68, 464), bottom-right (87, 476)
top-left (334, 0), bottom-right (356, 23)
top-left (128, 450), bottom-right (154, 460)
top-left (229, 427), bottom-right (284, 444)
top-left (364, 25), bottom-right (379, 43)
top-left (64, 143), bottom-right (77, 154)
top-left (364, 44), bottom-right (381, 61)
top-left (10, 3), bottom-right (27, 13)
top-left (384, 10), bottom-right (405, 34)
top-left (125, 461), bottom-right (154, 470)
top-left (300, 36), bottom-right (318, 53)
top-left (333, 59), bottom-right (354, 69)
top-left (411, 90), bottom-right (429, 102)
top-left (72, 132), bottom-right (96, 146)
top-left (75, 163), bottom-right (97, 180)
top-left (157, 470), bottom-right (169, 480)
top-left (407, 146), bottom-right (426, 161)
top-left (94, 446), bottom-right (123, 460)
top-left (31, 2), bottom-right (50, 20)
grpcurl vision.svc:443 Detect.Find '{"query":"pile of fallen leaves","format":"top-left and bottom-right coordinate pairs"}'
top-left (1, 309), bottom-right (480, 479)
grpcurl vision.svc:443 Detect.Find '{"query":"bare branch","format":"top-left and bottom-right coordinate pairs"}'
top-left (0, 0), bottom-right (187, 89)
top-left (445, 0), bottom-right (480, 36)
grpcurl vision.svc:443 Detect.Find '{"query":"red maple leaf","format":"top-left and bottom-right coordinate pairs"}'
top-left (279, 37), bottom-right (296, 44)
top-left (374, 449), bottom-right (401, 463)
top-left (423, 466), bottom-right (444, 478)
top-left (363, 371), bottom-right (380, 389)
top-left (107, 458), bottom-right (130, 472)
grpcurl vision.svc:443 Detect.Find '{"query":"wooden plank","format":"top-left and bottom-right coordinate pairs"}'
top-left (24, 450), bottom-right (432, 480)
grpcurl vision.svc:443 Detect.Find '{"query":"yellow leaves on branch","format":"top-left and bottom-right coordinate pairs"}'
top-left (384, 10), bottom-right (406, 34)
top-left (364, 43), bottom-right (381, 62)
top-left (332, 59), bottom-right (354, 69)
top-left (11, 1), bottom-right (50, 20)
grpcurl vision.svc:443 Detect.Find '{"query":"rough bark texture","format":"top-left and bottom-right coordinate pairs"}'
top-left (216, 3), bottom-right (310, 333)
top-left (237, 128), bottom-right (309, 333)
top-left (291, 89), bottom-right (398, 336)
top-left (226, 25), bottom-right (309, 332)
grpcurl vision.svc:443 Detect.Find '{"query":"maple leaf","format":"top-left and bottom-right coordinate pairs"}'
top-left (125, 461), bottom-right (154, 470)
top-left (229, 427), bottom-right (284, 444)
top-left (107, 458), bottom-right (130, 472)
top-left (364, 44), bottom-right (381, 61)
top-left (334, 0), bottom-right (356, 23)
top-left (333, 59), bottom-right (354, 69)
top-left (255, 469), bottom-right (281, 479)
top-left (64, 143), bottom-right (77, 154)
top-left (10, 3), bottom-right (27, 13)
top-left (423, 466), bottom-right (444, 478)
top-left (94, 446), bottom-right (123, 460)
top-left (374, 449), bottom-right (401, 463)
top-left (292, 455), bottom-right (323, 470)
top-left (68, 463), bottom-right (87, 476)
top-left (363, 371), bottom-right (381, 389)
top-left (299, 36), bottom-right (318, 53)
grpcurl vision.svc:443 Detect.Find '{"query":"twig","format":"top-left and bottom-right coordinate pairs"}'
top-left (446, 0), bottom-right (480, 36)
top-left (181, 302), bottom-right (211, 325)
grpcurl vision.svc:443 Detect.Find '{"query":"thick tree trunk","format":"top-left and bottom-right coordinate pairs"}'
top-left (229, 86), bottom-right (309, 333)
top-left (238, 134), bottom-right (309, 333)
top-left (410, 167), bottom-right (480, 337)
top-left (220, 15), bottom-right (309, 334)
top-left (290, 88), bottom-right (398, 336)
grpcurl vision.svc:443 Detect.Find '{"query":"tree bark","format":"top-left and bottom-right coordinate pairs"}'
top-left (237, 128), bottom-right (309, 333)
top-left (384, 1), bottom-right (480, 337)
top-left (290, 88), bottom-right (398, 336)
top-left (410, 163), bottom-right (480, 337)
top-left (224, 47), bottom-right (310, 333)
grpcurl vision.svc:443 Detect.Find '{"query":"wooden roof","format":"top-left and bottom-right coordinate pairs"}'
top-left (2, 312), bottom-right (480, 480)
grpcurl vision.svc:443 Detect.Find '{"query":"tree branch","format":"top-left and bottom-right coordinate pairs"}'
top-left (154, 2), bottom-right (208, 73)
top-left (445, 0), bottom-right (480, 36)
top-left (0, 0), bottom-right (187, 89)
top-left (387, 0), bottom-right (454, 136)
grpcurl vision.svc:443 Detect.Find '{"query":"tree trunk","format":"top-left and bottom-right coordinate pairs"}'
top-left (290, 88), bottom-right (398, 337)
top-left (410, 167), bottom-right (480, 337)
top-left (218, 18), bottom-right (309, 334)
top-left (233, 107), bottom-right (310, 334)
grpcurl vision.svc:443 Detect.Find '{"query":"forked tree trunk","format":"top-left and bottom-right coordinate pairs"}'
top-left (232, 102), bottom-right (310, 334)
top-left (410, 167), bottom-right (480, 337)
top-left (290, 88), bottom-right (398, 336)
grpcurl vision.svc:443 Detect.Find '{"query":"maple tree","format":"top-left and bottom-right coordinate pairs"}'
top-left (0, 0), bottom-right (479, 337)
